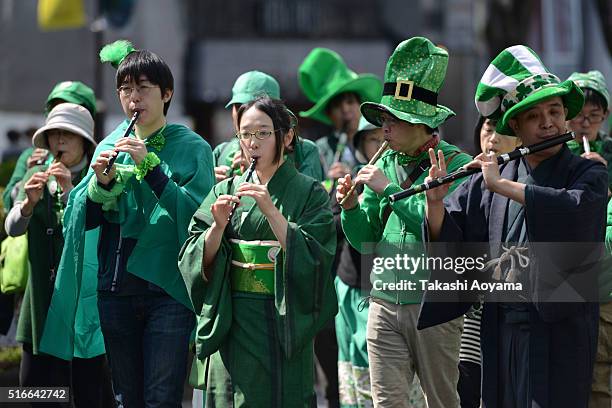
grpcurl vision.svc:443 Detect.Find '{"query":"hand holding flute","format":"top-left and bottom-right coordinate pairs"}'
top-left (337, 141), bottom-right (390, 209)
top-left (102, 111), bottom-right (140, 176)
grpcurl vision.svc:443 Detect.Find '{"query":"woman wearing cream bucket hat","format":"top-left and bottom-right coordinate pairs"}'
top-left (5, 103), bottom-right (112, 408)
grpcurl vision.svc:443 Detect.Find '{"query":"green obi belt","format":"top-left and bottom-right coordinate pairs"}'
top-left (229, 239), bottom-right (281, 295)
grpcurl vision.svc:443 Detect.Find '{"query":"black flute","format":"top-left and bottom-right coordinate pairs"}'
top-left (103, 111), bottom-right (140, 176)
top-left (227, 157), bottom-right (258, 222)
top-left (389, 132), bottom-right (575, 202)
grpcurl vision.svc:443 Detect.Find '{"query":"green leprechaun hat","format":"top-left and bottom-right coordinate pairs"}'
top-left (360, 37), bottom-right (455, 129)
top-left (475, 45), bottom-right (584, 136)
top-left (298, 48), bottom-right (382, 125)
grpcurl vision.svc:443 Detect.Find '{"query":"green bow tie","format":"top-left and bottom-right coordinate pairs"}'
top-left (144, 125), bottom-right (166, 151)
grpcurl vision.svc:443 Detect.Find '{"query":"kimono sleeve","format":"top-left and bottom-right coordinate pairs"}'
top-left (275, 180), bottom-right (337, 359)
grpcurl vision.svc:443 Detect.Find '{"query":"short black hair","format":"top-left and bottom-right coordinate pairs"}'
top-left (325, 92), bottom-right (361, 114)
top-left (236, 96), bottom-right (297, 164)
top-left (582, 88), bottom-right (608, 111)
top-left (116, 50), bottom-right (174, 115)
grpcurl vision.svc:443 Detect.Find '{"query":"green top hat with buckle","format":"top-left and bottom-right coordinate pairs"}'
top-left (360, 37), bottom-right (455, 130)
top-left (298, 47), bottom-right (382, 126)
top-left (567, 70), bottom-right (609, 108)
top-left (475, 45), bottom-right (584, 136)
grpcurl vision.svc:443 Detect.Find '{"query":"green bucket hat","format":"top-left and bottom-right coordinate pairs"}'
top-left (475, 45), bottom-right (584, 136)
top-left (567, 70), bottom-right (610, 108)
top-left (360, 37), bottom-right (455, 129)
top-left (298, 48), bottom-right (382, 125)
top-left (225, 71), bottom-right (281, 109)
top-left (45, 81), bottom-right (97, 118)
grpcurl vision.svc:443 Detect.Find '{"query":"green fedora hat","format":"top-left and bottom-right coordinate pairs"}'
top-left (45, 80), bottom-right (97, 118)
top-left (360, 37), bottom-right (455, 129)
top-left (225, 70), bottom-right (281, 108)
top-left (475, 45), bottom-right (584, 136)
top-left (298, 48), bottom-right (382, 125)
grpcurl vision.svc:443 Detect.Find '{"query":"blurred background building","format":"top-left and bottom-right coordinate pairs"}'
top-left (0, 0), bottom-right (610, 155)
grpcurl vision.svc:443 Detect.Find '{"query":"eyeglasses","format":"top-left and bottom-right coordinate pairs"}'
top-left (117, 84), bottom-right (159, 98)
top-left (235, 129), bottom-right (279, 141)
top-left (571, 112), bottom-right (606, 124)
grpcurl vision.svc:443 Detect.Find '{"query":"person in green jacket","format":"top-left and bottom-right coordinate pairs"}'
top-left (179, 95), bottom-right (337, 407)
top-left (43, 40), bottom-right (214, 407)
top-left (214, 70), bottom-right (324, 183)
top-left (566, 70), bottom-right (611, 194)
top-left (4, 103), bottom-right (112, 407)
top-left (336, 37), bottom-right (472, 408)
top-left (3, 81), bottom-right (97, 212)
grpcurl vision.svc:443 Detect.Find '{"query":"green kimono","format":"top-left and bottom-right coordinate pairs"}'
top-left (567, 131), bottom-right (612, 190)
top-left (341, 141), bottom-right (472, 304)
top-left (39, 120), bottom-right (214, 360)
top-left (15, 159), bottom-right (88, 355)
top-left (179, 160), bottom-right (337, 407)
top-left (213, 137), bottom-right (325, 181)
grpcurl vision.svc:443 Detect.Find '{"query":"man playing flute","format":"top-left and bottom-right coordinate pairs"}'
top-left (336, 37), bottom-right (472, 408)
top-left (420, 45), bottom-right (608, 408)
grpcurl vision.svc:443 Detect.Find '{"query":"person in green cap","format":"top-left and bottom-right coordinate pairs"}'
top-left (299, 47), bottom-right (383, 190)
top-left (566, 70), bottom-right (611, 193)
top-left (179, 95), bottom-right (337, 407)
top-left (421, 45), bottom-right (607, 407)
top-left (214, 70), bottom-right (324, 183)
top-left (299, 47), bottom-right (383, 407)
top-left (40, 40), bottom-right (214, 407)
top-left (336, 37), bottom-right (472, 408)
top-left (566, 71), bottom-right (612, 408)
top-left (4, 103), bottom-right (112, 406)
top-left (3, 80), bottom-right (97, 213)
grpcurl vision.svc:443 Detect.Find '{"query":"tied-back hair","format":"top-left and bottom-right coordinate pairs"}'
top-left (236, 96), bottom-right (298, 164)
top-left (116, 50), bottom-right (174, 115)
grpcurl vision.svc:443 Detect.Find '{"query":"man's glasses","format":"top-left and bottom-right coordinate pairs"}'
top-left (571, 112), bottom-right (606, 124)
top-left (235, 129), bottom-right (279, 141)
top-left (117, 84), bottom-right (159, 98)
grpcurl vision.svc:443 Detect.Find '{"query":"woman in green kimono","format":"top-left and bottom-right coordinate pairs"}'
top-left (180, 96), bottom-right (338, 407)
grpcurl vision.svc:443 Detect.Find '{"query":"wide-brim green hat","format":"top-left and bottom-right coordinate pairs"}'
top-left (475, 45), bottom-right (584, 136)
top-left (225, 70), bottom-right (281, 108)
top-left (360, 37), bottom-right (455, 129)
top-left (298, 47), bottom-right (382, 125)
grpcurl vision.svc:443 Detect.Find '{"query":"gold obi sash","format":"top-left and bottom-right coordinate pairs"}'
top-left (229, 239), bottom-right (281, 295)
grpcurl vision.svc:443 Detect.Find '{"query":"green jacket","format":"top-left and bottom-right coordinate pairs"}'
top-left (567, 131), bottom-right (612, 191)
top-left (3, 147), bottom-right (34, 211)
top-left (39, 121), bottom-right (214, 360)
top-left (341, 141), bottom-right (472, 304)
top-left (213, 137), bottom-right (324, 181)
top-left (15, 160), bottom-right (89, 355)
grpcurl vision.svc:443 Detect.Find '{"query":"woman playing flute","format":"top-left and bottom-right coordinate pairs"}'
top-left (180, 96), bottom-right (337, 407)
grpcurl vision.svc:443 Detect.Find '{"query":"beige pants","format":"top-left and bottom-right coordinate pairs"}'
top-left (367, 298), bottom-right (462, 408)
top-left (589, 302), bottom-right (612, 408)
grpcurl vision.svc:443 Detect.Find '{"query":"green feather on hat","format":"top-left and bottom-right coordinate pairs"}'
top-left (99, 39), bottom-right (136, 69)
top-left (298, 48), bottom-right (382, 125)
top-left (475, 45), bottom-right (584, 136)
